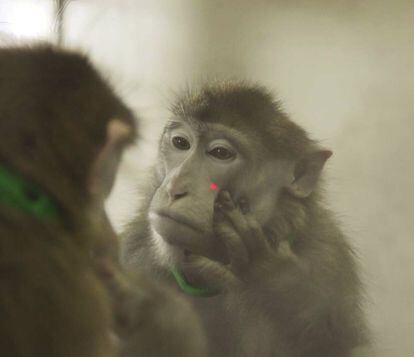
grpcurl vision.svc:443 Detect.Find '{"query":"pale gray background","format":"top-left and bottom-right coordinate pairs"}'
top-left (1, 0), bottom-right (413, 355)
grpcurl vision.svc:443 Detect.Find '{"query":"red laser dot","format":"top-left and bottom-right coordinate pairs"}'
top-left (210, 182), bottom-right (218, 191)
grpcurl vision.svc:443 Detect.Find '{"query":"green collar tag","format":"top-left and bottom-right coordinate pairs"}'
top-left (0, 165), bottom-right (58, 220)
top-left (171, 267), bottom-right (219, 298)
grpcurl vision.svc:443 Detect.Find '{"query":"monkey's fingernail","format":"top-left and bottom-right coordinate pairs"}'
top-left (238, 198), bottom-right (250, 214)
top-left (220, 190), bottom-right (231, 201)
top-left (219, 190), bottom-right (235, 209)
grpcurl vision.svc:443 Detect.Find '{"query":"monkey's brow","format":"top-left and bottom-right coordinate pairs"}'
top-left (165, 120), bottom-right (249, 151)
top-left (165, 120), bottom-right (183, 131)
top-left (165, 119), bottom-right (206, 132)
top-left (204, 123), bottom-right (251, 152)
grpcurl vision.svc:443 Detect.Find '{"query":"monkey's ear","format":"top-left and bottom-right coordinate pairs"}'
top-left (89, 119), bottom-right (134, 198)
top-left (287, 150), bottom-right (332, 198)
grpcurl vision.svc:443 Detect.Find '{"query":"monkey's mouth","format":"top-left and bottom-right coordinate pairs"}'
top-left (149, 210), bottom-right (207, 254)
top-left (150, 210), bottom-right (229, 265)
top-left (156, 210), bottom-right (204, 234)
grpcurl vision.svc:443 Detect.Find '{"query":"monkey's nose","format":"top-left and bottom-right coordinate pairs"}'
top-left (167, 184), bottom-right (188, 201)
top-left (166, 178), bottom-right (189, 201)
top-left (172, 191), bottom-right (188, 200)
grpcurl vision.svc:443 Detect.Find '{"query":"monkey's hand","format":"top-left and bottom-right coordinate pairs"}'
top-left (182, 190), bottom-right (285, 293)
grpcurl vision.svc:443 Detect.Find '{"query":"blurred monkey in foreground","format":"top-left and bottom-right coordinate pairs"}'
top-left (122, 82), bottom-right (369, 356)
top-left (0, 46), bottom-right (205, 357)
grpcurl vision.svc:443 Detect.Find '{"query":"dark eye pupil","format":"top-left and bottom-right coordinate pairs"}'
top-left (172, 136), bottom-right (190, 150)
top-left (210, 147), bottom-right (232, 160)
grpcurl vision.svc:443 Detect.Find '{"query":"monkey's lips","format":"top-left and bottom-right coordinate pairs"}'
top-left (150, 210), bottom-right (228, 264)
top-left (157, 210), bottom-right (204, 234)
top-left (149, 210), bottom-right (205, 249)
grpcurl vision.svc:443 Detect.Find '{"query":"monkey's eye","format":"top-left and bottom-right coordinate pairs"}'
top-left (172, 136), bottom-right (191, 150)
top-left (208, 147), bottom-right (235, 160)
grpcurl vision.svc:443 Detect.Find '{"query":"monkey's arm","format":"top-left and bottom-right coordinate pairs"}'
top-left (182, 190), bottom-right (366, 356)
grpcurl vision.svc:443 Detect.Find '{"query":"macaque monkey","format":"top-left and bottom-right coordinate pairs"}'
top-left (0, 46), bottom-right (205, 357)
top-left (122, 81), bottom-right (369, 356)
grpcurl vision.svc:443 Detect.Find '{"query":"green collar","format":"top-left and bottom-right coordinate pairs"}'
top-left (0, 165), bottom-right (58, 220)
top-left (171, 267), bottom-right (219, 297)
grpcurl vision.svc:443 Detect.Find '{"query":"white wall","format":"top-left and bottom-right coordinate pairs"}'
top-left (0, 0), bottom-right (55, 42)
top-left (2, 1), bottom-right (413, 355)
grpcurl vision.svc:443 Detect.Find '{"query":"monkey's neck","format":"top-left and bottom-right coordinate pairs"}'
top-left (0, 165), bottom-right (59, 220)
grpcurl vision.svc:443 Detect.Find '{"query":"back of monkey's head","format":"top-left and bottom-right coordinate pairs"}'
top-left (0, 45), bottom-right (136, 215)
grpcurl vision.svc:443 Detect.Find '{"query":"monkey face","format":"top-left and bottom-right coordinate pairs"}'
top-left (143, 84), bottom-right (333, 274)
top-left (147, 119), bottom-right (290, 267)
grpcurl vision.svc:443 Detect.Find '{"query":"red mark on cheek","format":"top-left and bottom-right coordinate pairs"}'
top-left (209, 182), bottom-right (218, 191)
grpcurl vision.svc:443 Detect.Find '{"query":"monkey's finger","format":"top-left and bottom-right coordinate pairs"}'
top-left (216, 191), bottom-right (250, 237)
top-left (217, 190), bottom-right (236, 210)
top-left (236, 197), bottom-right (269, 255)
top-left (238, 197), bottom-right (250, 215)
top-left (219, 201), bottom-right (270, 259)
top-left (217, 191), bottom-right (270, 261)
top-left (216, 198), bottom-right (261, 256)
top-left (242, 213), bottom-right (271, 258)
top-left (214, 210), bottom-right (250, 272)
top-left (183, 254), bottom-right (240, 291)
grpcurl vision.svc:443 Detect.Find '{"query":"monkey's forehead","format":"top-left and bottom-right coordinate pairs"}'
top-left (171, 83), bottom-right (279, 122)
top-left (170, 82), bottom-right (295, 136)
top-left (167, 82), bottom-right (314, 159)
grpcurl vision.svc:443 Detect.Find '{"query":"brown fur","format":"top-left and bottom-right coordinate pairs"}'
top-left (0, 45), bottom-right (207, 357)
top-left (0, 46), bottom-right (135, 217)
top-left (0, 45), bottom-right (135, 357)
top-left (122, 81), bottom-right (369, 356)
